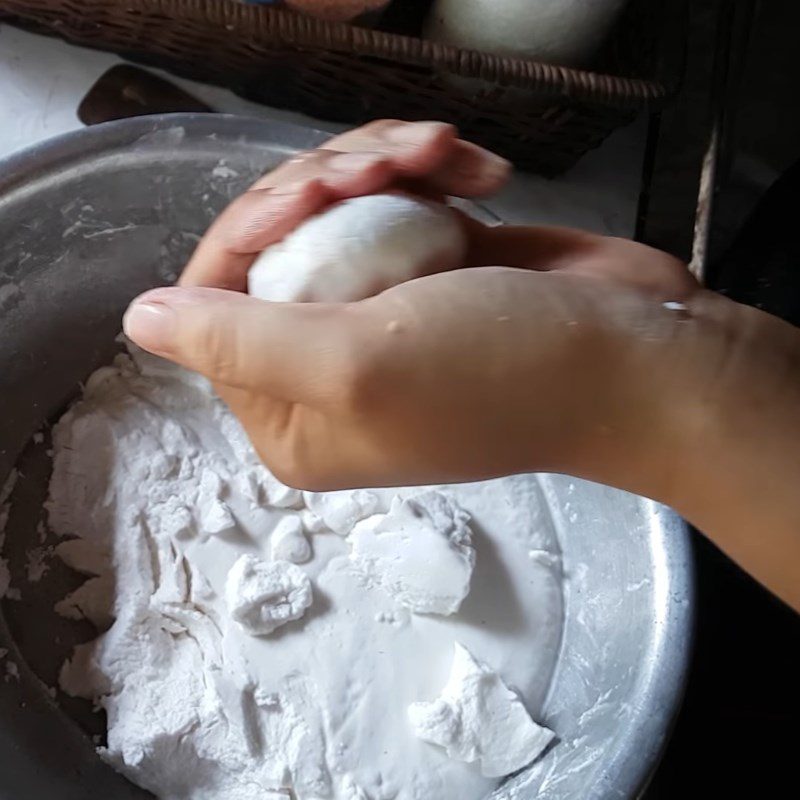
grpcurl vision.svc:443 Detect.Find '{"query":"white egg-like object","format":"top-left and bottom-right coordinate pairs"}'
top-left (248, 193), bottom-right (467, 303)
top-left (425, 0), bottom-right (627, 68)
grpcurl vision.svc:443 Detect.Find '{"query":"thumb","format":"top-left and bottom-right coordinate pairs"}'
top-left (122, 286), bottom-right (351, 402)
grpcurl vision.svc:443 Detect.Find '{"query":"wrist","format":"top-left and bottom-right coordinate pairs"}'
top-left (644, 291), bottom-right (800, 608)
top-left (543, 289), bottom-right (772, 508)
top-left (667, 291), bottom-right (800, 504)
top-left (535, 284), bottom-right (716, 503)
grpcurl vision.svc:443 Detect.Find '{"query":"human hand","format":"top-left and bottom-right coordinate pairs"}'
top-left (178, 119), bottom-right (512, 292)
top-left (126, 116), bottom-right (708, 488)
top-left (127, 120), bottom-right (699, 489)
top-left (124, 261), bottom-right (699, 492)
top-left (123, 120), bottom-right (800, 611)
top-left (178, 117), bottom-right (694, 299)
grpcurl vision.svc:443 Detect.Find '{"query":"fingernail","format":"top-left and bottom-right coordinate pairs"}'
top-left (385, 121), bottom-right (453, 146)
top-left (330, 151), bottom-right (388, 172)
top-left (123, 287), bottom-right (213, 351)
top-left (123, 301), bottom-right (176, 355)
top-left (482, 152), bottom-right (512, 178)
top-left (454, 151), bottom-right (511, 182)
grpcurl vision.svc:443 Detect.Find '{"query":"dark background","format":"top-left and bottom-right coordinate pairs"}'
top-left (644, 1), bottom-right (800, 795)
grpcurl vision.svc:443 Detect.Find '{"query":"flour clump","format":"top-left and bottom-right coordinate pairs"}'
top-left (226, 554), bottom-right (313, 636)
top-left (270, 515), bottom-right (312, 564)
top-left (409, 643), bottom-right (555, 777)
top-left (303, 489), bottom-right (379, 536)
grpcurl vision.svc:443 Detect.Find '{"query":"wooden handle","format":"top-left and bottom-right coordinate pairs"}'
top-left (78, 65), bottom-right (213, 126)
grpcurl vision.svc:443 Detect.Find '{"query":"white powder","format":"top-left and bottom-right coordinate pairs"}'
top-left (409, 643), bottom-right (554, 777)
top-left (47, 345), bottom-right (563, 800)
top-left (350, 492), bottom-right (475, 616)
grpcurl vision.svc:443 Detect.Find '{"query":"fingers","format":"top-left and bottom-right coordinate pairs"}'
top-left (122, 286), bottom-right (357, 403)
top-left (252, 122), bottom-right (510, 199)
top-left (248, 122), bottom-right (508, 197)
top-left (321, 120), bottom-right (511, 197)
top-left (319, 120), bottom-right (457, 176)
top-left (180, 121), bottom-right (511, 290)
top-left (247, 148), bottom-right (396, 193)
top-left (430, 139), bottom-right (514, 197)
top-left (179, 179), bottom-right (330, 291)
top-left (180, 153), bottom-right (396, 290)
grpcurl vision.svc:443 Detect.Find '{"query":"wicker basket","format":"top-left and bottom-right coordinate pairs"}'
top-left (0, 0), bottom-right (685, 175)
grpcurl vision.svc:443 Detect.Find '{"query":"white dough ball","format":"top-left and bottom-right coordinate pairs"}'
top-left (248, 193), bottom-right (467, 303)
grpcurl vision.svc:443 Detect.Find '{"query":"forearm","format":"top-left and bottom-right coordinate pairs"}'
top-left (667, 293), bottom-right (800, 610)
top-left (588, 290), bottom-right (800, 611)
top-left (476, 227), bottom-right (799, 610)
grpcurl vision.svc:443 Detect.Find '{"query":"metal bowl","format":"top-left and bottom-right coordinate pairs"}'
top-left (0, 115), bottom-right (693, 800)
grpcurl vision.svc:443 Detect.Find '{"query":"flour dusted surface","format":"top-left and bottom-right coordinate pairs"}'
top-left (48, 346), bottom-right (563, 800)
top-left (409, 643), bottom-right (554, 777)
top-left (350, 493), bottom-right (475, 616)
